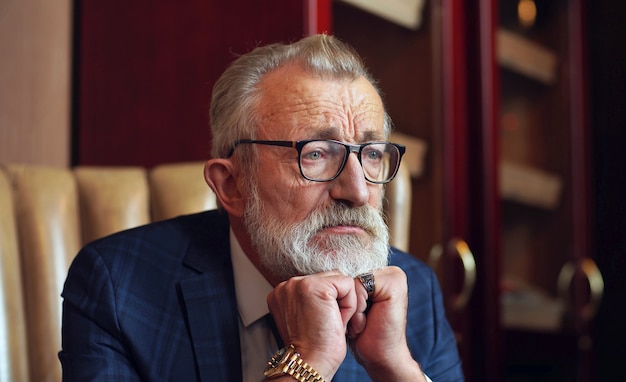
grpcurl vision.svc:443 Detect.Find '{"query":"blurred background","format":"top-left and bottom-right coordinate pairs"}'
top-left (1, 0), bottom-right (624, 380)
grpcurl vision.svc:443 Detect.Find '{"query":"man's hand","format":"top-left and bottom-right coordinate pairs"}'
top-left (266, 271), bottom-right (358, 381)
top-left (349, 266), bottom-right (427, 382)
top-left (266, 267), bottom-right (426, 382)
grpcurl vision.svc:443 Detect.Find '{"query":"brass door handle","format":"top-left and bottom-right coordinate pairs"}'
top-left (558, 258), bottom-right (604, 321)
top-left (429, 238), bottom-right (477, 311)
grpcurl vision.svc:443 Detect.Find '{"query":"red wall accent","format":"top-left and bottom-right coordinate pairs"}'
top-left (75, 1), bottom-right (304, 167)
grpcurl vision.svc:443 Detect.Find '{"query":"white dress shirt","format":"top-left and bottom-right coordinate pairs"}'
top-left (230, 229), bottom-right (278, 382)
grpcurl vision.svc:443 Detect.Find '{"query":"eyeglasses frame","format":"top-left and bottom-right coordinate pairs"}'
top-left (226, 139), bottom-right (406, 184)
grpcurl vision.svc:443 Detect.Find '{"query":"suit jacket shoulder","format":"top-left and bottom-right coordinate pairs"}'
top-left (60, 210), bottom-right (243, 381)
top-left (392, 248), bottom-right (464, 381)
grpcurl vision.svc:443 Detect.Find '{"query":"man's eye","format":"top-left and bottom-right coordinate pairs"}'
top-left (364, 149), bottom-right (382, 161)
top-left (304, 150), bottom-right (323, 161)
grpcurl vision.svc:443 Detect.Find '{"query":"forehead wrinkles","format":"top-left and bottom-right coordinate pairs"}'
top-left (257, 80), bottom-right (384, 138)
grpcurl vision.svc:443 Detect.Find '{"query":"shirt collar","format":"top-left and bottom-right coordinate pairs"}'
top-left (230, 228), bottom-right (273, 328)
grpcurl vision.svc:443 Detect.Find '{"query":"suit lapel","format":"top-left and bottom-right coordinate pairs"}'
top-left (179, 211), bottom-right (243, 382)
top-left (180, 275), bottom-right (242, 381)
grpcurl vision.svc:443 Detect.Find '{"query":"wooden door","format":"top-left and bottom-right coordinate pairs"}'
top-left (478, 0), bottom-right (598, 380)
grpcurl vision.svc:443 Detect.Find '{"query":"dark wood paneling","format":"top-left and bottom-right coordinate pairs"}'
top-left (590, 1), bottom-right (626, 381)
top-left (464, 0), bottom-right (502, 380)
top-left (74, 1), bottom-right (304, 167)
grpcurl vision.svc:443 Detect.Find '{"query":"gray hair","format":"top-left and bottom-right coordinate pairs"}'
top-left (209, 34), bottom-right (392, 166)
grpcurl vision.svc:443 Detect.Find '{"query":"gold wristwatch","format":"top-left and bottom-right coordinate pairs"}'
top-left (264, 344), bottom-right (325, 382)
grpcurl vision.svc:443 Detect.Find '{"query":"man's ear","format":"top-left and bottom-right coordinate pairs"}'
top-left (204, 159), bottom-right (246, 217)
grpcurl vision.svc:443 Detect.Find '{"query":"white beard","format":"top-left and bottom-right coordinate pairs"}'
top-left (243, 183), bottom-right (389, 281)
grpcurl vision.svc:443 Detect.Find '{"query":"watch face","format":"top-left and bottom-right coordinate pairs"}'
top-left (264, 345), bottom-right (295, 377)
top-left (276, 347), bottom-right (287, 359)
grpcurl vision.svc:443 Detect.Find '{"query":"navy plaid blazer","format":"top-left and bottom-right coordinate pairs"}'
top-left (60, 210), bottom-right (464, 381)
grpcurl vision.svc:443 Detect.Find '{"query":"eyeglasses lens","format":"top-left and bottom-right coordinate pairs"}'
top-left (299, 141), bottom-right (399, 183)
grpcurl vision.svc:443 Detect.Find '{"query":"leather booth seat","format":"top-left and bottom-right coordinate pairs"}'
top-left (0, 160), bottom-right (411, 381)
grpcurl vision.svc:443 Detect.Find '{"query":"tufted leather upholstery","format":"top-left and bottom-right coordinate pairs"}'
top-left (0, 160), bottom-right (410, 382)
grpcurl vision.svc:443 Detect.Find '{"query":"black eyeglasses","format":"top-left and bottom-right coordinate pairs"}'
top-left (227, 139), bottom-right (406, 184)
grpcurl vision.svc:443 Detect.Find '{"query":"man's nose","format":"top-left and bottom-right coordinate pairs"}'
top-left (328, 153), bottom-right (369, 206)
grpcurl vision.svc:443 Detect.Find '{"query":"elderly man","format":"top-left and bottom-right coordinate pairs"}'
top-left (60, 34), bottom-right (463, 381)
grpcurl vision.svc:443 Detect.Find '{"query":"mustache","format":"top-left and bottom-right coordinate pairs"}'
top-left (307, 202), bottom-right (383, 236)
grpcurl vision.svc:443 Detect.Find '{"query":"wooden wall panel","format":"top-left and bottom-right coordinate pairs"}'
top-left (75, 1), bottom-right (304, 167)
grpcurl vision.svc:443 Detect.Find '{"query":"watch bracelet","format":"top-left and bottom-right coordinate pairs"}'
top-left (282, 351), bottom-right (324, 382)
